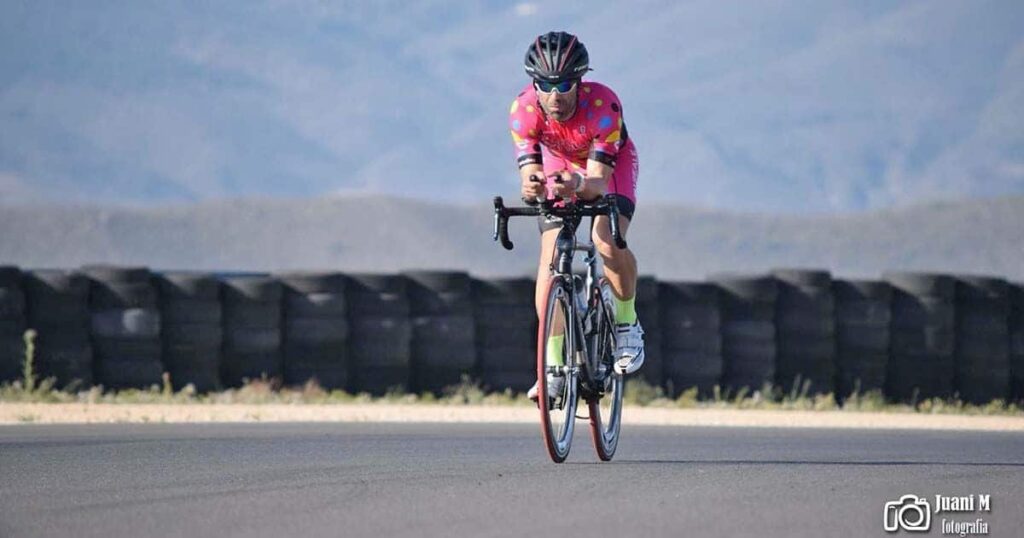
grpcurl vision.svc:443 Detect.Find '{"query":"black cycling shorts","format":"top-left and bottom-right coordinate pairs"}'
top-left (537, 194), bottom-right (635, 233)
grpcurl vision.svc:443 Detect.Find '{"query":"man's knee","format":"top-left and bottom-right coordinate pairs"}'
top-left (593, 233), bottom-right (617, 261)
top-left (592, 218), bottom-right (629, 261)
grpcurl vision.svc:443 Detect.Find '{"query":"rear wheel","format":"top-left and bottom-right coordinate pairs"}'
top-left (588, 278), bottom-right (623, 461)
top-left (537, 274), bottom-right (578, 463)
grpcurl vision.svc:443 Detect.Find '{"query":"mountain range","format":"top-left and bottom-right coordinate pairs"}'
top-left (1, 195), bottom-right (1021, 282)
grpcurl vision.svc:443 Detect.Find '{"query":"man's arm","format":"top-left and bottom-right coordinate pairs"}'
top-left (575, 160), bottom-right (612, 201)
top-left (549, 160), bottom-right (611, 200)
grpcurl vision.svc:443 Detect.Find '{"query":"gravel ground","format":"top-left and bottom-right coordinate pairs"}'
top-left (1, 403), bottom-right (1022, 431)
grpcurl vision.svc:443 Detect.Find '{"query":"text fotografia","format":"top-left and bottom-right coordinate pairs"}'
top-left (884, 494), bottom-right (992, 535)
top-left (941, 518), bottom-right (989, 537)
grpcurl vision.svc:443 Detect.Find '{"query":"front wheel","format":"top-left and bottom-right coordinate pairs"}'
top-left (588, 278), bottom-right (623, 461)
top-left (537, 274), bottom-right (578, 463)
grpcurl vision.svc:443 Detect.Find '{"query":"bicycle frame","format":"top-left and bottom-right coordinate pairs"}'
top-left (549, 213), bottom-right (614, 401)
top-left (493, 194), bottom-right (623, 398)
top-left (493, 193), bottom-right (626, 462)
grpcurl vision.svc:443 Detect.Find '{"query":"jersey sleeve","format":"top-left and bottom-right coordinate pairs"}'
top-left (509, 94), bottom-right (543, 169)
top-left (585, 85), bottom-right (627, 168)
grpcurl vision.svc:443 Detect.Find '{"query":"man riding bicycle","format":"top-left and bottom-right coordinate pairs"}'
top-left (510, 31), bottom-right (645, 400)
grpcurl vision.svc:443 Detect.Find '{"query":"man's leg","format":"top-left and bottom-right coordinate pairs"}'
top-left (528, 226), bottom-right (566, 400)
top-left (592, 212), bottom-right (645, 374)
top-left (592, 214), bottom-right (636, 310)
top-left (594, 142), bottom-right (639, 315)
top-left (535, 227), bottom-right (561, 318)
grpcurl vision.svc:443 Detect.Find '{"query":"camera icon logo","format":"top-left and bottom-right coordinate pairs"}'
top-left (884, 494), bottom-right (932, 532)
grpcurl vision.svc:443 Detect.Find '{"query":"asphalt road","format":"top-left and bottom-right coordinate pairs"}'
top-left (0, 422), bottom-right (1022, 538)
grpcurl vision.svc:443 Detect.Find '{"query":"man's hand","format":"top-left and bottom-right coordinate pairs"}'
top-left (547, 170), bottom-right (577, 199)
top-left (521, 173), bottom-right (547, 201)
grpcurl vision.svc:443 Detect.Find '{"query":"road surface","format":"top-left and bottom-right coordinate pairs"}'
top-left (1, 423), bottom-right (1021, 537)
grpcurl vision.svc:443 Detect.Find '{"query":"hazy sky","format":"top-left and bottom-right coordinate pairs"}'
top-left (1, 0), bottom-right (1022, 213)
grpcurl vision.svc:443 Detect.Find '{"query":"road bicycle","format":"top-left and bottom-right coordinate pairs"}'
top-left (492, 184), bottom-right (627, 463)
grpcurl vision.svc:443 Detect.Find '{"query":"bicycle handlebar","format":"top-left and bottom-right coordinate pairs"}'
top-left (492, 193), bottom-right (628, 251)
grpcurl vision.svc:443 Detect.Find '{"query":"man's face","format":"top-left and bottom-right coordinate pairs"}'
top-left (536, 81), bottom-right (579, 122)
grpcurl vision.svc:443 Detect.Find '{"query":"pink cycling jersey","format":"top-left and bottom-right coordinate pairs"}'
top-left (509, 80), bottom-right (638, 203)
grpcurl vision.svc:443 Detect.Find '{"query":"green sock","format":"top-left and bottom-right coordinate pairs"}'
top-left (547, 335), bottom-right (565, 367)
top-left (614, 295), bottom-right (637, 325)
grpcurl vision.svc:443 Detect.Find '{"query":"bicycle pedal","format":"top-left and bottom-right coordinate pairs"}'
top-left (552, 396), bottom-right (565, 410)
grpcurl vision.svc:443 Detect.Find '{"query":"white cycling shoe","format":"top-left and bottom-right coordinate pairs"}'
top-left (527, 374), bottom-right (566, 401)
top-left (613, 320), bottom-right (646, 375)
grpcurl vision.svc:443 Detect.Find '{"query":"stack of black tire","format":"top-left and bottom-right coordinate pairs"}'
top-left (659, 281), bottom-right (722, 397)
top-left (953, 276), bottom-right (1011, 404)
top-left (405, 271), bottom-right (476, 393)
top-left (347, 274), bottom-right (411, 394)
top-left (1011, 283), bottom-right (1024, 402)
top-left (0, 267), bottom-right (26, 384)
top-left (635, 276), bottom-right (663, 389)
top-left (473, 277), bottom-right (536, 393)
top-left (280, 272), bottom-right (349, 390)
top-left (83, 265), bottom-right (164, 389)
top-left (832, 279), bottom-right (892, 398)
top-left (771, 269), bottom-right (836, 395)
top-left (220, 275), bottom-right (283, 387)
top-left (156, 272), bottom-right (222, 392)
top-left (23, 270), bottom-right (93, 389)
top-left (710, 274), bottom-right (778, 394)
top-left (884, 272), bottom-right (956, 401)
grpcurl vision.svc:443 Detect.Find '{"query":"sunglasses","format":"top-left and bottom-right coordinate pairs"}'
top-left (534, 80), bottom-right (578, 94)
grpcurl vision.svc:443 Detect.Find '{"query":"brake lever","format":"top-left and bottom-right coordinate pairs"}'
top-left (605, 194), bottom-right (628, 250)
top-left (548, 172), bottom-right (570, 202)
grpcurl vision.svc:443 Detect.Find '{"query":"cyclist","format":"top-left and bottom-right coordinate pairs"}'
top-left (510, 31), bottom-right (645, 401)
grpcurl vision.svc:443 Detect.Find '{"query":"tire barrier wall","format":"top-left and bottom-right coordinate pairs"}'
top-left (473, 277), bottom-right (536, 393)
top-left (772, 269), bottom-right (835, 396)
top-left (280, 272), bottom-right (349, 390)
top-left (346, 274), bottom-right (411, 395)
top-left (953, 276), bottom-right (1011, 404)
top-left (221, 275), bottom-right (283, 387)
top-left (634, 277), bottom-right (664, 389)
top-left (0, 266), bottom-right (27, 384)
top-left (883, 272), bottom-right (957, 401)
top-left (405, 271), bottom-right (476, 393)
top-left (82, 265), bottom-right (164, 390)
top-left (156, 272), bottom-right (222, 392)
top-left (832, 279), bottom-right (891, 397)
top-left (22, 270), bottom-right (93, 389)
top-left (659, 282), bottom-right (722, 398)
top-left (710, 273), bottom-right (778, 393)
top-left (1011, 284), bottom-right (1024, 401)
top-left (0, 265), bottom-right (1020, 403)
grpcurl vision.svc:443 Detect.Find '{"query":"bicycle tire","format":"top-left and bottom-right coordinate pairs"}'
top-left (588, 278), bottom-right (623, 462)
top-left (537, 274), bottom-right (578, 463)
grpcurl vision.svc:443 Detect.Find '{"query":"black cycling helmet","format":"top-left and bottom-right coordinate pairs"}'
top-left (524, 31), bottom-right (590, 83)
